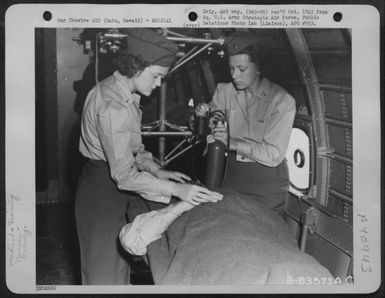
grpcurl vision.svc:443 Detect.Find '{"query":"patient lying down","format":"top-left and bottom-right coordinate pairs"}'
top-left (120, 190), bottom-right (333, 285)
top-left (119, 200), bottom-right (194, 256)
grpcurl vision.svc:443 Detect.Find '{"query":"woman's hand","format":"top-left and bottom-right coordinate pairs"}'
top-left (195, 103), bottom-right (210, 117)
top-left (154, 169), bottom-right (191, 183)
top-left (172, 183), bottom-right (223, 206)
top-left (209, 122), bottom-right (239, 151)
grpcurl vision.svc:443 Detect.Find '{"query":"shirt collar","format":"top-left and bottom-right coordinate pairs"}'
top-left (235, 77), bottom-right (271, 100)
top-left (113, 71), bottom-right (141, 104)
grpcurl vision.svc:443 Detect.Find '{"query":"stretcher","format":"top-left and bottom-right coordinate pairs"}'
top-left (125, 189), bottom-right (333, 285)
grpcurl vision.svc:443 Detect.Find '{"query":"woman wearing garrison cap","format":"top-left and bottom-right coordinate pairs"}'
top-left (197, 31), bottom-right (296, 213)
top-left (75, 28), bottom-right (223, 285)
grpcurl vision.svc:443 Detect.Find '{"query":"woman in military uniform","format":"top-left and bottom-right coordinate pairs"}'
top-left (75, 28), bottom-right (222, 285)
top-left (197, 31), bottom-right (296, 213)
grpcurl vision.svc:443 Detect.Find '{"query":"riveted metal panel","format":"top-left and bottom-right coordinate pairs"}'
top-left (322, 90), bottom-right (352, 122)
top-left (327, 190), bottom-right (353, 223)
top-left (285, 194), bottom-right (353, 255)
top-left (329, 160), bottom-right (353, 197)
top-left (327, 125), bottom-right (353, 159)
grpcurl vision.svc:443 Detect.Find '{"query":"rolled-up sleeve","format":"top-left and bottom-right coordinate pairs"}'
top-left (119, 202), bottom-right (194, 255)
top-left (96, 104), bottom-right (175, 203)
top-left (119, 208), bottom-right (179, 255)
top-left (134, 146), bottom-right (162, 175)
top-left (236, 95), bottom-right (296, 167)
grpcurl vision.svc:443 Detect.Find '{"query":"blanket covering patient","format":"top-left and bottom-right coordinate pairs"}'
top-left (120, 190), bottom-right (333, 285)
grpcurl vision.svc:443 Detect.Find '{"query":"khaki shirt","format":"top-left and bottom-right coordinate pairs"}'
top-left (209, 79), bottom-right (296, 167)
top-left (79, 71), bottom-right (174, 203)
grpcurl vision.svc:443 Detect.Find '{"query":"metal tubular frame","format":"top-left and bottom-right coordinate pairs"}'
top-left (165, 138), bottom-right (190, 160)
top-left (163, 138), bottom-right (204, 167)
top-left (329, 189), bottom-right (353, 204)
top-left (141, 131), bottom-right (193, 137)
top-left (93, 29), bottom-right (225, 167)
top-left (99, 30), bottom-right (225, 45)
top-left (331, 153), bottom-right (352, 166)
top-left (166, 36), bottom-right (224, 45)
top-left (173, 46), bottom-right (199, 68)
top-left (140, 31), bottom-right (225, 166)
top-left (162, 29), bottom-right (189, 38)
top-left (325, 117), bottom-right (352, 129)
top-left (318, 83), bottom-right (352, 93)
top-left (76, 29), bottom-right (225, 169)
top-left (168, 43), bottom-right (213, 75)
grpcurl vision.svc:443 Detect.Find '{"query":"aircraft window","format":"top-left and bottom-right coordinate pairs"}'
top-left (285, 128), bottom-right (310, 190)
top-left (294, 149), bottom-right (305, 168)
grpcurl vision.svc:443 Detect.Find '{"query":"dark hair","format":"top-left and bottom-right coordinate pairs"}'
top-left (112, 52), bottom-right (150, 78)
top-left (239, 44), bottom-right (266, 73)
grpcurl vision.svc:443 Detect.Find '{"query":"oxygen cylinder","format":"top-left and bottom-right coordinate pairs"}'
top-left (194, 115), bottom-right (209, 136)
top-left (205, 139), bottom-right (226, 189)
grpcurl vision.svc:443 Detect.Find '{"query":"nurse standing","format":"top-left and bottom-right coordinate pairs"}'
top-left (197, 31), bottom-right (296, 212)
top-left (75, 28), bottom-right (222, 285)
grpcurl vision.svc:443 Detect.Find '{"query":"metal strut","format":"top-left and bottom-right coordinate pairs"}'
top-left (299, 207), bottom-right (320, 251)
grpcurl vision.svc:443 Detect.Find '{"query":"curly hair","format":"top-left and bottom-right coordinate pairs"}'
top-left (112, 52), bottom-right (150, 78)
top-left (238, 44), bottom-right (266, 73)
